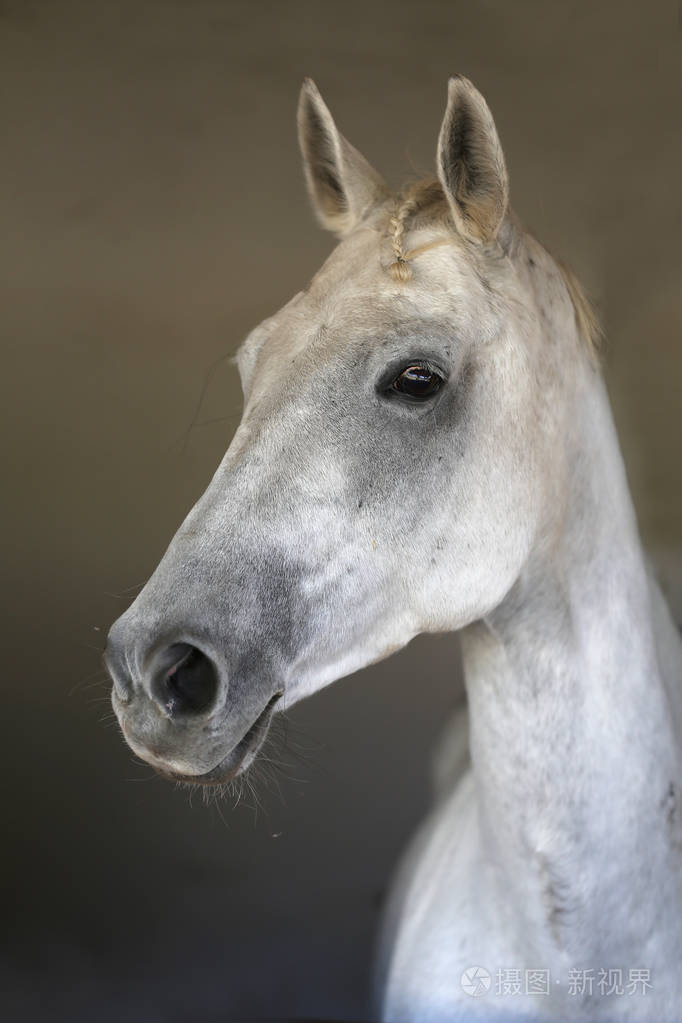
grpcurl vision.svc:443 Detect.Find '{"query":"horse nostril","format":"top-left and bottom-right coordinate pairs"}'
top-left (153, 643), bottom-right (219, 716)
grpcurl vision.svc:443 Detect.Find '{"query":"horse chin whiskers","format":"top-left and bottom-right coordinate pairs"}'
top-left (143, 691), bottom-right (285, 793)
top-left (170, 710), bottom-right (322, 814)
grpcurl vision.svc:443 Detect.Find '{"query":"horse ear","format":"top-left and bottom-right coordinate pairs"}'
top-left (437, 75), bottom-right (509, 245)
top-left (297, 78), bottom-right (389, 236)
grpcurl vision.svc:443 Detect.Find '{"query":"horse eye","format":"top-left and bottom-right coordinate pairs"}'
top-left (391, 364), bottom-right (444, 400)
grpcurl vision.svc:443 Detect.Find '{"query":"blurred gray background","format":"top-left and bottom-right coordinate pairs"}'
top-left (2, 2), bottom-right (680, 1021)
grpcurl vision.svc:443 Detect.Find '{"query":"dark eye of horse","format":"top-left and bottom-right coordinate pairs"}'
top-left (391, 364), bottom-right (444, 400)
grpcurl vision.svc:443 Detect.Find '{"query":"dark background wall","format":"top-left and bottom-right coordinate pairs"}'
top-left (2, 3), bottom-right (680, 1021)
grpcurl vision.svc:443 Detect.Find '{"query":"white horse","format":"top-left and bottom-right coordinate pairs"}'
top-left (106, 77), bottom-right (682, 1021)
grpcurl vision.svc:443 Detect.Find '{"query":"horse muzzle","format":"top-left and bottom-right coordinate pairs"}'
top-left (104, 621), bottom-right (282, 784)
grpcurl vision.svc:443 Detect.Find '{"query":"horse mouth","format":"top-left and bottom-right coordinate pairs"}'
top-left (161, 692), bottom-right (282, 787)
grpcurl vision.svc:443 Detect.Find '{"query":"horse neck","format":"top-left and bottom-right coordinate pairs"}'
top-left (458, 273), bottom-right (682, 955)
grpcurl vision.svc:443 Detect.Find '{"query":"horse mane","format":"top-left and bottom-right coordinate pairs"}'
top-left (387, 177), bottom-right (603, 363)
top-left (554, 259), bottom-right (603, 364)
